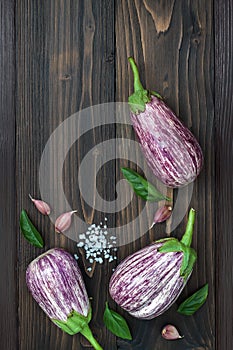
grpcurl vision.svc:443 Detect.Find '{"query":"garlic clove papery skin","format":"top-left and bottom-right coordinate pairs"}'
top-left (29, 194), bottom-right (51, 215)
top-left (161, 324), bottom-right (183, 340)
top-left (150, 205), bottom-right (172, 228)
top-left (55, 210), bottom-right (78, 233)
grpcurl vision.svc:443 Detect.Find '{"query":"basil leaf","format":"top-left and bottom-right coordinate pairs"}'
top-left (177, 284), bottom-right (208, 316)
top-left (103, 302), bottom-right (132, 340)
top-left (121, 168), bottom-right (169, 202)
top-left (20, 209), bottom-right (44, 248)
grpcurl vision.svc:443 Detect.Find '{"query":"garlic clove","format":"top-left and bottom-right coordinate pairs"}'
top-left (161, 324), bottom-right (183, 340)
top-left (55, 210), bottom-right (78, 233)
top-left (29, 194), bottom-right (51, 215)
top-left (150, 205), bottom-right (172, 228)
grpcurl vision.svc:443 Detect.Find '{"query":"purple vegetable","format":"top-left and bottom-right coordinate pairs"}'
top-left (109, 209), bottom-right (197, 320)
top-left (26, 248), bottom-right (103, 350)
top-left (128, 58), bottom-right (203, 188)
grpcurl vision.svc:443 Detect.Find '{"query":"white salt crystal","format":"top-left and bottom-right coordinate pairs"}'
top-left (89, 235), bottom-right (96, 241)
top-left (77, 242), bottom-right (84, 247)
top-left (74, 254), bottom-right (79, 260)
top-left (95, 243), bottom-right (102, 249)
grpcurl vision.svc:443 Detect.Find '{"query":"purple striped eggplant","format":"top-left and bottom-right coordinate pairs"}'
top-left (128, 57), bottom-right (203, 188)
top-left (26, 248), bottom-right (103, 350)
top-left (109, 208), bottom-right (197, 320)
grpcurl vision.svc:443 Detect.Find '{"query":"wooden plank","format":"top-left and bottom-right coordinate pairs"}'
top-left (16, 0), bottom-right (115, 349)
top-left (115, 1), bottom-right (215, 349)
top-left (12, 0), bottom-right (233, 348)
top-left (0, 1), bottom-right (18, 349)
top-left (215, 1), bottom-right (233, 350)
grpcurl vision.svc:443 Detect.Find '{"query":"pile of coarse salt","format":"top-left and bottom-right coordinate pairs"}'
top-left (75, 217), bottom-right (117, 269)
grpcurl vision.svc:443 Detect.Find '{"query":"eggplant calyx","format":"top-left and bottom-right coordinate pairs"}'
top-left (52, 305), bottom-right (103, 349)
top-left (158, 208), bottom-right (197, 280)
top-left (150, 90), bottom-right (163, 99)
top-left (158, 239), bottom-right (197, 281)
top-left (128, 57), bottom-right (162, 114)
top-left (128, 89), bottom-right (150, 114)
top-left (52, 305), bottom-right (92, 335)
top-left (128, 57), bottom-right (150, 114)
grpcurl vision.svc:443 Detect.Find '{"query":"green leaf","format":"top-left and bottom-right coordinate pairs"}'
top-left (103, 302), bottom-right (132, 340)
top-left (128, 90), bottom-right (151, 114)
top-left (150, 90), bottom-right (163, 99)
top-left (155, 237), bottom-right (177, 244)
top-left (180, 246), bottom-right (191, 276)
top-left (121, 168), bottom-right (169, 202)
top-left (53, 307), bottom-right (103, 349)
top-left (180, 248), bottom-right (197, 279)
top-left (52, 307), bottom-right (92, 335)
top-left (158, 240), bottom-right (197, 281)
top-left (158, 239), bottom-right (183, 253)
top-left (177, 284), bottom-right (208, 316)
top-left (20, 209), bottom-right (44, 248)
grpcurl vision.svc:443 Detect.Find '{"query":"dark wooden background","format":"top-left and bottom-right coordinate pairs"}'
top-left (0, 0), bottom-right (232, 349)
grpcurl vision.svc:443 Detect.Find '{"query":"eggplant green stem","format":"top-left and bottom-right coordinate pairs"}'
top-left (80, 324), bottom-right (103, 350)
top-left (128, 57), bottom-right (144, 92)
top-left (180, 208), bottom-right (196, 247)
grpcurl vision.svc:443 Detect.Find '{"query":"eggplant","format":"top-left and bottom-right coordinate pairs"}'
top-left (128, 58), bottom-right (203, 188)
top-left (26, 248), bottom-right (103, 350)
top-left (109, 209), bottom-right (197, 320)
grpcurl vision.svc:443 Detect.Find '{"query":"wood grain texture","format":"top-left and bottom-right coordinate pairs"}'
top-left (215, 1), bottom-right (233, 350)
top-left (1, 0), bottom-right (232, 349)
top-left (16, 0), bottom-right (115, 349)
top-left (115, 1), bottom-right (214, 349)
top-left (0, 1), bottom-right (18, 349)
